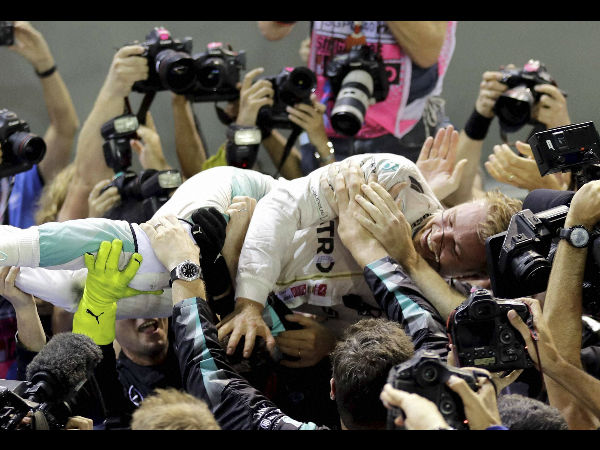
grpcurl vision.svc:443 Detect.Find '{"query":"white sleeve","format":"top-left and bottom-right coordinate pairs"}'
top-left (235, 154), bottom-right (443, 306)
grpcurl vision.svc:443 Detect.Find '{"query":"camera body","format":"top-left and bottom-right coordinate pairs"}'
top-left (187, 42), bottom-right (246, 103)
top-left (256, 66), bottom-right (316, 130)
top-left (386, 350), bottom-right (481, 430)
top-left (325, 44), bottom-right (390, 136)
top-left (447, 289), bottom-right (535, 372)
top-left (485, 205), bottom-right (600, 316)
top-left (0, 109), bottom-right (46, 178)
top-left (528, 121), bottom-right (600, 189)
top-left (0, 21), bottom-right (14, 46)
top-left (493, 60), bottom-right (557, 133)
top-left (131, 27), bottom-right (196, 94)
top-left (101, 113), bottom-right (139, 173)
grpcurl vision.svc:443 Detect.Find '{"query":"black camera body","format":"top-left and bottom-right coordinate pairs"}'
top-left (101, 113), bottom-right (139, 173)
top-left (131, 27), bottom-right (196, 95)
top-left (528, 121), bottom-right (600, 189)
top-left (486, 205), bottom-right (600, 316)
top-left (447, 289), bottom-right (535, 372)
top-left (0, 109), bottom-right (46, 178)
top-left (187, 42), bottom-right (246, 103)
top-left (256, 66), bottom-right (316, 130)
top-left (325, 44), bottom-right (390, 136)
top-left (386, 350), bottom-right (482, 430)
top-left (0, 21), bottom-right (14, 46)
top-left (494, 60), bottom-right (558, 133)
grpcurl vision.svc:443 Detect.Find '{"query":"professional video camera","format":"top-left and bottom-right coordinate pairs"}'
top-left (0, 333), bottom-right (103, 430)
top-left (494, 60), bottom-right (562, 135)
top-left (0, 108), bottom-right (46, 178)
top-left (528, 121), bottom-right (600, 190)
top-left (130, 27), bottom-right (196, 95)
top-left (256, 66), bottom-right (316, 130)
top-left (100, 114), bottom-right (182, 219)
top-left (325, 44), bottom-right (389, 136)
top-left (0, 21), bottom-right (14, 46)
top-left (386, 350), bottom-right (487, 430)
top-left (187, 42), bottom-right (245, 103)
top-left (447, 289), bottom-right (535, 372)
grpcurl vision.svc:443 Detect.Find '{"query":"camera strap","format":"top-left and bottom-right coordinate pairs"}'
top-left (274, 125), bottom-right (302, 178)
top-left (525, 311), bottom-right (545, 385)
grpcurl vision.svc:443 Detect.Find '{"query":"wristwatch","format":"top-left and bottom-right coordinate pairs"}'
top-left (169, 260), bottom-right (202, 286)
top-left (227, 124), bottom-right (262, 146)
top-left (558, 225), bottom-right (590, 248)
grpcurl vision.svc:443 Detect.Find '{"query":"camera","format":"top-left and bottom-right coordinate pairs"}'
top-left (256, 66), bottom-right (316, 130)
top-left (485, 205), bottom-right (600, 316)
top-left (100, 114), bottom-right (182, 218)
top-left (386, 350), bottom-right (484, 430)
top-left (101, 113), bottom-right (139, 173)
top-left (528, 121), bottom-right (600, 190)
top-left (494, 60), bottom-right (560, 133)
top-left (131, 27), bottom-right (196, 95)
top-left (325, 44), bottom-right (390, 136)
top-left (187, 42), bottom-right (246, 103)
top-left (0, 109), bottom-right (46, 178)
top-left (447, 289), bottom-right (535, 372)
top-left (0, 21), bottom-right (14, 46)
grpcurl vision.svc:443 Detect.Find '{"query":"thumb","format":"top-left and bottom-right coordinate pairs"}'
top-left (515, 141), bottom-right (534, 158)
top-left (507, 309), bottom-right (534, 348)
top-left (130, 139), bottom-right (144, 155)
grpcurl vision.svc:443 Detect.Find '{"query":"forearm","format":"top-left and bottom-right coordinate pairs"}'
top-left (443, 131), bottom-right (482, 206)
top-left (257, 21), bottom-right (296, 41)
top-left (172, 96), bottom-right (206, 179)
top-left (13, 300), bottom-right (46, 352)
top-left (385, 21), bottom-right (447, 68)
top-left (262, 132), bottom-right (303, 179)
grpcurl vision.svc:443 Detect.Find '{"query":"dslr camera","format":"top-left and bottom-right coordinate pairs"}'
top-left (325, 44), bottom-right (390, 136)
top-left (131, 27), bottom-right (196, 95)
top-left (0, 109), bottom-right (46, 178)
top-left (528, 121), bottom-right (600, 190)
top-left (256, 66), bottom-right (316, 130)
top-left (0, 21), bottom-right (14, 46)
top-left (386, 350), bottom-right (485, 430)
top-left (447, 289), bottom-right (535, 372)
top-left (187, 42), bottom-right (246, 103)
top-left (100, 114), bottom-right (182, 218)
top-left (494, 60), bottom-right (560, 133)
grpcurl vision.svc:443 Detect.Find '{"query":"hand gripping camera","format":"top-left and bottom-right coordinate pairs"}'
top-left (131, 27), bottom-right (196, 95)
top-left (186, 42), bottom-right (246, 103)
top-left (256, 66), bottom-right (317, 130)
top-left (325, 44), bottom-right (390, 136)
top-left (447, 289), bottom-right (535, 373)
top-left (386, 350), bottom-right (486, 430)
top-left (100, 114), bottom-right (182, 219)
top-left (493, 60), bottom-right (562, 134)
top-left (0, 109), bottom-right (46, 178)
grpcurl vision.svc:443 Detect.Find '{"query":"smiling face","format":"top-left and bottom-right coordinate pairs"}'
top-left (115, 317), bottom-right (169, 366)
top-left (412, 201), bottom-right (488, 278)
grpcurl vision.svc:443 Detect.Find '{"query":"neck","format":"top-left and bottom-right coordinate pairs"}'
top-left (121, 345), bottom-right (168, 367)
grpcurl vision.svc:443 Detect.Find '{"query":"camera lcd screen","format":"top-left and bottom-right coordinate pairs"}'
top-left (456, 321), bottom-right (494, 348)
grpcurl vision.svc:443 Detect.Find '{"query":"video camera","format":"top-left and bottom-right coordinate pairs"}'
top-left (447, 289), bottom-right (535, 372)
top-left (100, 114), bottom-right (182, 219)
top-left (256, 66), bottom-right (316, 130)
top-left (0, 108), bottom-right (46, 178)
top-left (386, 350), bottom-right (486, 430)
top-left (494, 60), bottom-right (562, 135)
top-left (325, 44), bottom-right (389, 136)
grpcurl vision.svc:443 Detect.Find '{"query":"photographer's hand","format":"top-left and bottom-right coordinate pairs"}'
top-left (236, 67), bottom-right (274, 127)
top-left (87, 179), bottom-right (120, 218)
top-left (380, 383), bottom-right (451, 430)
top-left (532, 83), bottom-right (571, 130)
top-left (131, 112), bottom-right (171, 171)
top-left (287, 94), bottom-right (332, 164)
top-left (475, 70), bottom-right (507, 118)
top-left (8, 21), bottom-right (54, 73)
top-left (100, 45), bottom-right (148, 99)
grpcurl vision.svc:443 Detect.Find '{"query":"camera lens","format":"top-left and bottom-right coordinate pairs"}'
top-left (196, 57), bottom-right (225, 90)
top-left (330, 69), bottom-right (374, 136)
top-left (510, 250), bottom-right (551, 295)
top-left (494, 86), bottom-right (535, 131)
top-left (7, 132), bottom-right (46, 163)
top-left (278, 67), bottom-right (316, 106)
top-left (155, 49), bottom-right (196, 93)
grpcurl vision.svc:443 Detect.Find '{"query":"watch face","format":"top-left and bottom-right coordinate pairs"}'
top-left (571, 228), bottom-right (590, 247)
top-left (179, 262), bottom-right (199, 280)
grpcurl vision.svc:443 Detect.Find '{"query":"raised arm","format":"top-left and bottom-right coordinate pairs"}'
top-left (384, 22), bottom-right (447, 69)
top-left (171, 94), bottom-right (207, 179)
top-left (58, 45), bottom-right (148, 221)
top-left (9, 21), bottom-right (80, 183)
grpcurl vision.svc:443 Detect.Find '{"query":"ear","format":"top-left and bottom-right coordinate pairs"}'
top-left (330, 378), bottom-right (336, 401)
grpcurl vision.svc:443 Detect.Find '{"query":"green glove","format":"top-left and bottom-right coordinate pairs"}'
top-left (72, 239), bottom-right (163, 345)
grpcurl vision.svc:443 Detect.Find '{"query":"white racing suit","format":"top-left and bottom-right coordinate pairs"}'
top-left (0, 155), bottom-right (442, 323)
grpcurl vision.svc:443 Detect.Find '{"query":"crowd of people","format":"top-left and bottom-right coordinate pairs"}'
top-left (1, 20), bottom-right (599, 432)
